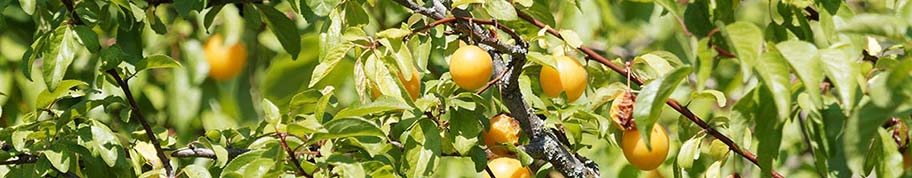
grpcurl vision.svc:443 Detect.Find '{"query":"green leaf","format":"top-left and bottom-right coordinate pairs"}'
top-left (453, 0), bottom-right (484, 8)
top-left (676, 135), bottom-right (702, 169)
top-left (18, 0), bottom-right (34, 14)
top-left (755, 85), bottom-right (783, 177)
top-left (74, 25), bottom-right (100, 53)
top-left (79, 120), bottom-right (126, 167)
top-left (403, 119), bottom-right (441, 177)
top-left (174, 0), bottom-right (202, 18)
top-left (559, 30), bottom-right (583, 48)
top-left (257, 4), bottom-right (301, 59)
top-left (635, 53), bottom-right (675, 77)
top-left (448, 109), bottom-right (482, 155)
top-left (43, 25), bottom-right (79, 91)
top-left (819, 46), bottom-right (860, 114)
top-left (724, 21), bottom-right (763, 81)
top-left (333, 96), bottom-right (410, 119)
top-left (754, 52), bottom-right (791, 119)
top-left (634, 66), bottom-right (691, 144)
top-left (775, 40), bottom-right (822, 107)
top-left (100, 46), bottom-right (126, 71)
top-left (484, 0), bottom-right (518, 20)
top-left (43, 143), bottom-right (75, 173)
top-left (136, 54), bottom-right (182, 72)
top-left (182, 165), bottom-right (212, 178)
top-left (262, 99), bottom-right (281, 125)
top-left (221, 150), bottom-right (265, 177)
top-left (36, 80), bottom-right (88, 108)
top-left (693, 89), bottom-right (727, 107)
top-left (432, 157), bottom-right (481, 177)
top-left (838, 14), bottom-right (909, 40)
top-left (305, 0), bottom-right (341, 16)
top-left (212, 144), bottom-right (229, 168)
top-left (526, 52), bottom-right (558, 71)
top-left (376, 28), bottom-right (411, 39)
top-left (309, 43), bottom-right (353, 87)
top-left (306, 118), bottom-right (385, 145)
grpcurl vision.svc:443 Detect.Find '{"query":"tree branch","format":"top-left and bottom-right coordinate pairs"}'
top-left (170, 147), bottom-right (250, 159)
top-left (277, 132), bottom-right (309, 176)
top-left (515, 8), bottom-right (783, 178)
top-left (391, 0), bottom-right (598, 177)
top-left (106, 69), bottom-right (174, 178)
top-left (0, 154), bottom-right (39, 165)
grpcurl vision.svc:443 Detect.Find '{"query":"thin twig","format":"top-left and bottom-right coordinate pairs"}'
top-left (277, 132), bottom-right (309, 177)
top-left (705, 28), bottom-right (736, 58)
top-left (476, 68), bottom-right (510, 95)
top-left (106, 69), bottom-right (174, 178)
top-left (515, 8), bottom-right (783, 178)
top-left (61, 0), bottom-right (84, 25)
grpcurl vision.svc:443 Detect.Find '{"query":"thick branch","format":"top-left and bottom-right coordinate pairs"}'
top-left (515, 8), bottom-right (783, 178)
top-left (106, 70), bottom-right (174, 178)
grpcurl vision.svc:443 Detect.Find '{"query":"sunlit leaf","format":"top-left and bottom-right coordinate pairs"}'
top-left (634, 66), bottom-right (691, 143)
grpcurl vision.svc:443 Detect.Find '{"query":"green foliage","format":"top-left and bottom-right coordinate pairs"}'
top-left (1, 0), bottom-right (911, 177)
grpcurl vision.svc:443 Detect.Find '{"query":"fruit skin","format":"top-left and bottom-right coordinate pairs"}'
top-left (204, 34), bottom-right (247, 81)
top-left (621, 124), bottom-right (669, 170)
top-left (449, 45), bottom-right (493, 91)
top-left (484, 157), bottom-right (532, 178)
top-left (483, 114), bottom-right (522, 155)
top-left (371, 66), bottom-right (421, 101)
top-left (399, 66), bottom-right (421, 100)
top-left (540, 56), bottom-right (588, 102)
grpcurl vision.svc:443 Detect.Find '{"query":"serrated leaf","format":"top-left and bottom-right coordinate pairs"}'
top-left (136, 54), bottom-right (181, 72)
top-left (724, 22), bottom-right (763, 81)
top-left (43, 25), bottom-right (79, 91)
top-left (257, 4), bottom-right (301, 59)
top-left (755, 52), bottom-right (791, 119)
top-left (183, 165), bottom-right (212, 178)
top-left (634, 66), bottom-right (691, 144)
top-left (775, 40), bottom-right (822, 107)
top-left (309, 43), bottom-right (353, 87)
top-left (306, 118), bottom-right (385, 145)
top-left (484, 0), bottom-right (518, 20)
